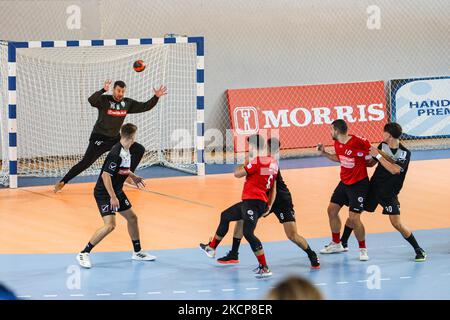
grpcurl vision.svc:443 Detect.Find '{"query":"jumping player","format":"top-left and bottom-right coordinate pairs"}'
top-left (199, 134), bottom-right (278, 278)
top-left (317, 119), bottom-right (371, 261)
top-left (76, 123), bottom-right (156, 269)
top-left (54, 80), bottom-right (167, 192)
top-left (217, 138), bottom-right (320, 269)
top-left (339, 122), bottom-right (427, 261)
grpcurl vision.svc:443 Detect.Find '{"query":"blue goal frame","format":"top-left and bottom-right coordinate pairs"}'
top-left (6, 36), bottom-right (205, 188)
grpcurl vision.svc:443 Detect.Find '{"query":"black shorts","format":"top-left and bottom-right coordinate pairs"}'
top-left (241, 199), bottom-right (268, 228)
top-left (94, 192), bottom-right (132, 217)
top-left (364, 184), bottom-right (401, 215)
top-left (330, 178), bottom-right (369, 213)
top-left (271, 199), bottom-right (296, 223)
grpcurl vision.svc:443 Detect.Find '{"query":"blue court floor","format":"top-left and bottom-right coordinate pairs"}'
top-left (1, 228), bottom-right (449, 300)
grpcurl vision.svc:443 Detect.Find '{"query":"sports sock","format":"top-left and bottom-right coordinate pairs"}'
top-left (332, 232), bottom-right (341, 244)
top-left (81, 242), bottom-right (94, 253)
top-left (132, 239), bottom-right (142, 253)
top-left (340, 225), bottom-right (353, 245)
top-left (231, 237), bottom-right (241, 254)
top-left (256, 253), bottom-right (267, 267)
top-left (209, 237), bottom-right (221, 249)
top-left (358, 240), bottom-right (366, 249)
top-left (302, 245), bottom-right (315, 257)
top-left (404, 233), bottom-right (420, 250)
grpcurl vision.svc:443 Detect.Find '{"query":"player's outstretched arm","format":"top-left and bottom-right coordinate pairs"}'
top-left (370, 146), bottom-right (402, 175)
top-left (88, 80), bottom-right (111, 108)
top-left (234, 164), bottom-right (247, 178)
top-left (263, 181), bottom-right (277, 218)
top-left (101, 172), bottom-right (119, 211)
top-left (127, 85), bottom-right (167, 114)
top-left (128, 172), bottom-right (146, 189)
top-left (317, 143), bottom-right (339, 162)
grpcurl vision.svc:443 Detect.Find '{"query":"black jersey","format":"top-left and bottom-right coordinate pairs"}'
top-left (88, 89), bottom-right (159, 138)
top-left (371, 142), bottom-right (411, 197)
top-left (271, 169), bottom-right (294, 210)
top-left (94, 142), bottom-right (132, 196)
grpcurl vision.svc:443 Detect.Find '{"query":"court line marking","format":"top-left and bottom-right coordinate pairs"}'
top-left (147, 291), bottom-right (162, 295)
top-left (314, 283), bottom-right (327, 286)
top-left (70, 294), bottom-right (84, 297)
top-left (400, 276), bottom-right (411, 279)
top-left (173, 290), bottom-right (187, 294)
top-left (197, 290), bottom-right (211, 293)
top-left (96, 293), bottom-right (111, 296)
top-left (127, 185), bottom-right (214, 208)
top-left (222, 288), bottom-right (235, 292)
top-left (357, 280), bottom-right (368, 283)
top-left (245, 288), bottom-right (259, 291)
top-left (43, 294), bottom-right (58, 297)
top-left (336, 281), bottom-right (349, 284)
top-left (121, 292), bottom-right (136, 295)
top-left (17, 295), bottom-right (32, 298)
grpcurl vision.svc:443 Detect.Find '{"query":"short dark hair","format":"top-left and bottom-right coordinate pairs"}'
top-left (247, 134), bottom-right (265, 150)
top-left (114, 80), bottom-right (126, 88)
top-left (384, 122), bottom-right (402, 139)
top-left (332, 119), bottom-right (348, 134)
top-left (267, 137), bottom-right (281, 153)
top-left (120, 123), bottom-right (137, 138)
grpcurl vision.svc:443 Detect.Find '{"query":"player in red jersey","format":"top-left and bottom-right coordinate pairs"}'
top-left (199, 134), bottom-right (279, 278)
top-left (317, 119), bottom-right (371, 261)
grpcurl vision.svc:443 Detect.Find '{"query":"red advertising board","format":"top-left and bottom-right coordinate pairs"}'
top-left (227, 81), bottom-right (387, 152)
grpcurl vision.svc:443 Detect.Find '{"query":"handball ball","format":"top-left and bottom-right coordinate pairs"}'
top-left (133, 60), bottom-right (146, 72)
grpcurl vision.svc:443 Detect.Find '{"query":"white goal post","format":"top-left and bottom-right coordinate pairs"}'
top-left (0, 36), bottom-right (205, 188)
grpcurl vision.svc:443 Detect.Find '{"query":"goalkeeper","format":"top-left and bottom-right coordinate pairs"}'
top-left (54, 79), bottom-right (167, 192)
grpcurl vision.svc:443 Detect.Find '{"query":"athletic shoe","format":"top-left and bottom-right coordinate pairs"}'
top-left (308, 252), bottom-right (321, 269)
top-left (342, 243), bottom-right (349, 252)
top-left (199, 243), bottom-right (216, 258)
top-left (132, 251), bottom-right (156, 261)
top-left (217, 251), bottom-right (239, 264)
top-left (53, 181), bottom-right (65, 193)
top-left (414, 248), bottom-right (427, 262)
top-left (76, 252), bottom-right (92, 269)
top-left (254, 265), bottom-right (273, 279)
top-left (359, 248), bottom-right (369, 261)
top-left (320, 241), bottom-right (345, 254)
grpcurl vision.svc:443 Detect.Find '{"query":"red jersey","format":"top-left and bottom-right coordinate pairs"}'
top-left (334, 134), bottom-right (371, 185)
top-left (242, 156), bottom-right (279, 203)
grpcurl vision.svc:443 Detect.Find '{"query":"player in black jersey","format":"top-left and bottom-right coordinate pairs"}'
top-left (54, 80), bottom-right (167, 192)
top-left (76, 123), bottom-right (156, 269)
top-left (217, 138), bottom-right (320, 269)
top-left (340, 123), bottom-right (426, 262)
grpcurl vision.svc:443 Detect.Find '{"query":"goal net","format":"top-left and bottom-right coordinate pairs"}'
top-left (0, 38), bottom-right (203, 187)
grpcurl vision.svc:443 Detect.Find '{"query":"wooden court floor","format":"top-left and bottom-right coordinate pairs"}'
top-left (1, 159), bottom-right (449, 254)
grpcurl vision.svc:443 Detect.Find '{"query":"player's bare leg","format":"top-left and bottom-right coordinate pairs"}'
top-left (200, 202), bottom-right (242, 258)
top-left (89, 215), bottom-right (117, 246)
top-left (119, 208), bottom-right (156, 261)
top-left (119, 208), bottom-right (139, 240)
top-left (77, 215), bottom-right (116, 268)
top-left (283, 222), bottom-right (320, 269)
top-left (389, 215), bottom-right (426, 262)
top-left (283, 222), bottom-right (309, 250)
top-left (348, 211), bottom-right (369, 261)
top-left (320, 202), bottom-right (345, 254)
